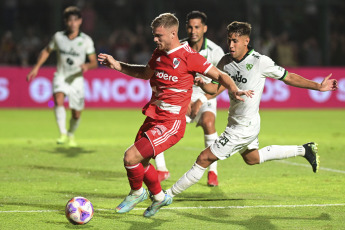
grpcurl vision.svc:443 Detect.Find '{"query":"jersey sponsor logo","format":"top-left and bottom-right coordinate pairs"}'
top-left (231, 71), bottom-right (247, 83)
top-left (252, 54), bottom-right (260, 59)
top-left (59, 48), bottom-right (80, 57)
top-left (155, 71), bottom-right (178, 82)
top-left (173, 58), bottom-right (181, 69)
top-left (246, 64), bottom-right (253, 71)
top-left (66, 58), bottom-right (74, 65)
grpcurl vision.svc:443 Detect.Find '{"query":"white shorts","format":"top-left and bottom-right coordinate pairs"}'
top-left (210, 120), bottom-right (260, 160)
top-left (186, 96), bottom-right (217, 125)
top-left (53, 74), bottom-right (84, 111)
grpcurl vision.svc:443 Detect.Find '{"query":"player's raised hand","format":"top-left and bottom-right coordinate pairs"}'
top-left (26, 67), bottom-right (39, 82)
top-left (194, 77), bottom-right (205, 87)
top-left (98, 53), bottom-right (121, 71)
top-left (231, 90), bottom-right (254, 102)
top-left (320, 74), bottom-right (338, 91)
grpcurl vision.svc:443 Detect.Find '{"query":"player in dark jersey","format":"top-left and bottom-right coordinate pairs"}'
top-left (98, 13), bottom-right (253, 217)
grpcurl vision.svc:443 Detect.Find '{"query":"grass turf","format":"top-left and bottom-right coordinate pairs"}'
top-left (0, 109), bottom-right (344, 229)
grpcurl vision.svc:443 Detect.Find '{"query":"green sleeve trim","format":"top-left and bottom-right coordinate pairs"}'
top-left (211, 80), bottom-right (219, 84)
top-left (279, 70), bottom-right (288, 80)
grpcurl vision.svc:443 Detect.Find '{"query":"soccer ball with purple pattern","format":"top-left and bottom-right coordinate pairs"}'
top-left (65, 197), bottom-right (94, 225)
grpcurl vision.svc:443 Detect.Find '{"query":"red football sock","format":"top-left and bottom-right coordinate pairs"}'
top-left (143, 164), bottom-right (162, 195)
top-left (125, 163), bottom-right (144, 190)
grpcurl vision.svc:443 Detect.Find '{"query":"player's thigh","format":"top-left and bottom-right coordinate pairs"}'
top-left (210, 125), bottom-right (258, 160)
top-left (199, 111), bottom-right (216, 134)
top-left (143, 119), bottom-right (186, 157)
top-left (194, 98), bottom-right (217, 125)
top-left (53, 92), bottom-right (65, 106)
top-left (69, 77), bottom-right (85, 111)
top-left (238, 137), bottom-right (260, 164)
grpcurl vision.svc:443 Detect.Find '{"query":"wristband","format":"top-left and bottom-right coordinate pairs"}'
top-left (198, 94), bottom-right (208, 104)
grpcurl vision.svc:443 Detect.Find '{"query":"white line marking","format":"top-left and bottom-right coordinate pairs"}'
top-left (278, 160), bottom-right (345, 174)
top-left (1, 203), bottom-right (344, 213)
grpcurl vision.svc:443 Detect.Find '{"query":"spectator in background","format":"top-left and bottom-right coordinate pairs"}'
top-left (108, 28), bottom-right (136, 62)
top-left (274, 31), bottom-right (298, 67)
top-left (0, 31), bottom-right (18, 64)
top-left (259, 31), bottom-right (276, 57)
top-left (18, 27), bottom-right (41, 66)
top-left (302, 37), bottom-right (322, 66)
top-left (80, 1), bottom-right (97, 37)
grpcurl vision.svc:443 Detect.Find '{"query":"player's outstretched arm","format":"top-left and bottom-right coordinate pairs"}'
top-left (205, 66), bottom-right (254, 102)
top-left (26, 47), bottom-right (51, 82)
top-left (98, 53), bottom-right (154, 80)
top-left (283, 73), bottom-right (338, 91)
top-left (194, 77), bottom-right (219, 95)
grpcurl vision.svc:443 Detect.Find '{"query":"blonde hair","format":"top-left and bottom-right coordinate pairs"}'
top-left (151, 13), bottom-right (179, 30)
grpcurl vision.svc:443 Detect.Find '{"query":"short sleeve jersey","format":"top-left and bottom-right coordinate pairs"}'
top-left (222, 48), bottom-right (288, 126)
top-left (146, 42), bottom-right (213, 120)
top-left (48, 31), bottom-right (95, 78)
top-left (188, 38), bottom-right (224, 96)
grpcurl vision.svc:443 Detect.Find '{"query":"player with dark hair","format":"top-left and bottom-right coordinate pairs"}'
top-left (154, 11), bottom-right (225, 186)
top-left (161, 21), bottom-right (338, 213)
top-left (27, 6), bottom-right (98, 147)
top-left (98, 14), bottom-right (253, 217)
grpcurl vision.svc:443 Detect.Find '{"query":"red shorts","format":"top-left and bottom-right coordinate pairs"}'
top-left (135, 117), bottom-right (186, 157)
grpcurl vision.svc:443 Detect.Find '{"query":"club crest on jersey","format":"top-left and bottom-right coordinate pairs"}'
top-left (246, 64), bottom-right (253, 71)
top-left (173, 58), bottom-right (181, 69)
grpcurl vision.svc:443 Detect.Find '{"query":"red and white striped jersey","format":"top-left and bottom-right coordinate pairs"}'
top-left (145, 42), bottom-right (212, 120)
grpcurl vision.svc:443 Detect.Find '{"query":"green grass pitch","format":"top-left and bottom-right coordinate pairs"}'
top-left (0, 109), bottom-right (344, 229)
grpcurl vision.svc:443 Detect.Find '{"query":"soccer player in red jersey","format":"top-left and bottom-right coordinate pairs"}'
top-left (98, 13), bottom-right (253, 217)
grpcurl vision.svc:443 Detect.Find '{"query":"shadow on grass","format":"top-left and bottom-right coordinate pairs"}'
top-left (29, 165), bottom-right (126, 180)
top-left (45, 220), bottom-right (95, 229)
top-left (96, 211), bottom-right (174, 230)
top-left (170, 209), bottom-right (331, 230)
top-left (44, 147), bottom-right (96, 158)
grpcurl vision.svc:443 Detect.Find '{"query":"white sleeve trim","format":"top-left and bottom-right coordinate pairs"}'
top-left (203, 64), bottom-right (213, 75)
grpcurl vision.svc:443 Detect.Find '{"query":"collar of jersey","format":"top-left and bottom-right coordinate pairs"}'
top-left (165, 42), bottom-right (188, 55)
top-left (64, 30), bottom-right (81, 38)
top-left (183, 37), bottom-right (207, 52)
top-left (234, 45), bottom-right (254, 63)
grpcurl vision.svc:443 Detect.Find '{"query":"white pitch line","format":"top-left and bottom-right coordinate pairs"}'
top-left (278, 160), bottom-right (345, 174)
top-left (1, 203), bottom-right (345, 214)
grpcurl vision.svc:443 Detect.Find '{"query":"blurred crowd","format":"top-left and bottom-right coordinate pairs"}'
top-left (1, 0), bottom-right (345, 67)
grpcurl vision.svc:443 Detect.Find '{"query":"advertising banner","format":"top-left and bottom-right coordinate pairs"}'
top-left (0, 67), bottom-right (344, 108)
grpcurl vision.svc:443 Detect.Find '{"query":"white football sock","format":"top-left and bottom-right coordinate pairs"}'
top-left (205, 132), bottom-right (218, 174)
top-left (68, 117), bottom-right (80, 136)
top-left (129, 187), bottom-right (143, 196)
top-left (54, 106), bottom-right (67, 135)
top-left (258, 145), bottom-right (305, 164)
top-left (153, 190), bottom-right (165, 202)
top-left (155, 152), bottom-right (168, 171)
top-left (168, 163), bottom-right (206, 197)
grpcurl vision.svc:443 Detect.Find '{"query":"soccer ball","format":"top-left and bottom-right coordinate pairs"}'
top-left (65, 197), bottom-right (94, 225)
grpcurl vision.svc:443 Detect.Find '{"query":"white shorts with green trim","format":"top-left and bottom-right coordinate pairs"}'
top-left (210, 121), bottom-right (260, 160)
top-left (53, 74), bottom-right (84, 111)
top-left (186, 94), bottom-right (217, 125)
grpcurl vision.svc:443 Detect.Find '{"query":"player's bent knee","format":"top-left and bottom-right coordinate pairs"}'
top-left (242, 155), bottom-right (260, 165)
top-left (196, 149), bottom-right (216, 167)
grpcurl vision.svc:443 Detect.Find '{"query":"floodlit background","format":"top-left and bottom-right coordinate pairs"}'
top-left (1, 0), bottom-right (345, 67)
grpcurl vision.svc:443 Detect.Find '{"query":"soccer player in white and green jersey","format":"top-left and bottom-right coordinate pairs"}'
top-left (164, 21), bottom-right (338, 203)
top-left (27, 6), bottom-right (97, 147)
top-left (154, 11), bottom-right (225, 186)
